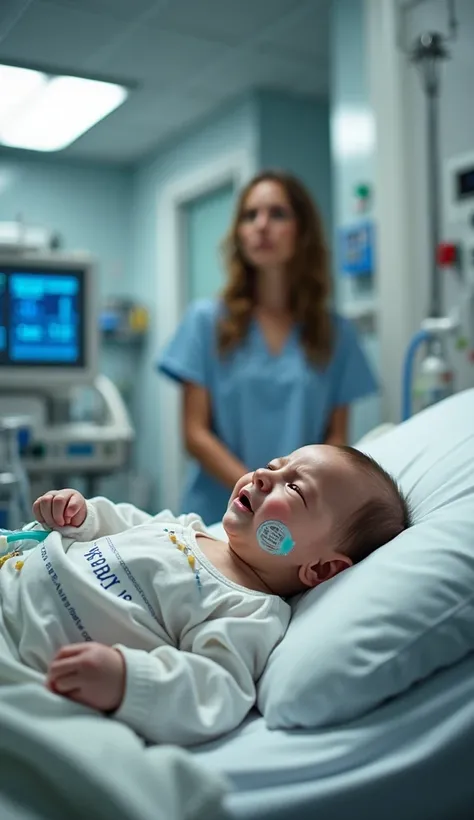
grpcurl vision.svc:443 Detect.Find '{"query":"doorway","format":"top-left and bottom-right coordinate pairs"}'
top-left (182, 181), bottom-right (235, 302)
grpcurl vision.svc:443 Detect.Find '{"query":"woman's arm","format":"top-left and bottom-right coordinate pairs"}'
top-left (324, 405), bottom-right (349, 446)
top-left (183, 382), bottom-right (247, 489)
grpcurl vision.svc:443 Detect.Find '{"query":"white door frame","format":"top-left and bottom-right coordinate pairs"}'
top-left (155, 150), bottom-right (254, 514)
top-left (365, 0), bottom-right (418, 423)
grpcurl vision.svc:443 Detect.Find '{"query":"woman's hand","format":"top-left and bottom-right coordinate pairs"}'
top-left (184, 382), bottom-right (248, 488)
top-left (47, 643), bottom-right (126, 713)
top-left (33, 489), bottom-right (87, 529)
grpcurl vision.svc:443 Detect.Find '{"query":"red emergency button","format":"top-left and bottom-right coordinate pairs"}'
top-left (437, 242), bottom-right (458, 266)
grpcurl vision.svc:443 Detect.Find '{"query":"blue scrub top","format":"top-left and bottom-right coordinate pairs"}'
top-left (157, 298), bottom-right (378, 525)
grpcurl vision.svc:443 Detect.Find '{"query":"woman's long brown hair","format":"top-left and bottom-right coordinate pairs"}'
top-left (217, 170), bottom-right (333, 366)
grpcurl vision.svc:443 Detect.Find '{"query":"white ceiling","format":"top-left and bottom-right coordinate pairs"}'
top-left (0, 0), bottom-right (330, 165)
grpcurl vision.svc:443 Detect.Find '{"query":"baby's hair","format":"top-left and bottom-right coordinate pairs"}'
top-left (336, 446), bottom-right (412, 564)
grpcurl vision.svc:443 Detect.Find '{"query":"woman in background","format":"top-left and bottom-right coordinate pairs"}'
top-left (158, 170), bottom-right (377, 524)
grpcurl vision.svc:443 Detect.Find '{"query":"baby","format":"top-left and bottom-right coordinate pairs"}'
top-left (0, 444), bottom-right (410, 746)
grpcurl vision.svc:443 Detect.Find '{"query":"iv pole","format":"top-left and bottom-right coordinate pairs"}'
top-left (397, 0), bottom-right (460, 419)
top-left (398, 0), bottom-right (458, 321)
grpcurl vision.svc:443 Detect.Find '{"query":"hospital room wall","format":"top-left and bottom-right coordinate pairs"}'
top-left (0, 154), bottom-right (133, 297)
top-left (255, 90), bottom-right (332, 244)
top-left (129, 95), bottom-right (258, 510)
top-left (329, 0), bottom-right (381, 441)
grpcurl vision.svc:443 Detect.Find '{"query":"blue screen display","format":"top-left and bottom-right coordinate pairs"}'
top-left (0, 268), bottom-right (84, 367)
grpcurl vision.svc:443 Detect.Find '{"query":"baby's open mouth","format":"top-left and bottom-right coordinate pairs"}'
top-left (238, 490), bottom-right (253, 513)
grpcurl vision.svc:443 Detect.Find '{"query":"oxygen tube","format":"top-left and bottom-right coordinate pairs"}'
top-left (0, 529), bottom-right (50, 556)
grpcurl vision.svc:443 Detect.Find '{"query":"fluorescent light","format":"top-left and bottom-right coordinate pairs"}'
top-left (0, 65), bottom-right (47, 128)
top-left (332, 107), bottom-right (376, 159)
top-left (0, 68), bottom-right (128, 152)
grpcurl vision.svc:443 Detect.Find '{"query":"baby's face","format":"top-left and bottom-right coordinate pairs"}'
top-left (224, 445), bottom-right (372, 585)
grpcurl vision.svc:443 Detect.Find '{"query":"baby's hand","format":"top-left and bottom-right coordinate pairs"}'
top-left (33, 489), bottom-right (87, 529)
top-left (47, 643), bottom-right (126, 713)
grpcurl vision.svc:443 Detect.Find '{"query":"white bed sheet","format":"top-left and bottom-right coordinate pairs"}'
top-left (193, 649), bottom-right (474, 820)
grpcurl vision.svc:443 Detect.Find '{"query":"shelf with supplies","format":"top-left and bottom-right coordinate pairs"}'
top-left (99, 298), bottom-right (149, 345)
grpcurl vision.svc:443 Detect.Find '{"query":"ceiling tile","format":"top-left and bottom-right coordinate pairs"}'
top-left (109, 88), bottom-right (212, 131)
top-left (154, 0), bottom-right (302, 45)
top-left (260, 0), bottom-right (330, 63)
top-left (64, 112), bottom-right (201, 163)
top-left (48, 0), bottom-right (158, 23)
top-left (0, 0), bottom-right (29, 39)
top-left (62, 88), bottom-right (213, 158)
top-left (88, 25), bottom-right (233, 91)
top-left (0, 0), bottom-right (129, 71)
top-left (189, 48), bottom-right (303, 100)
top-left (63, 130), bottom-right (161, 163)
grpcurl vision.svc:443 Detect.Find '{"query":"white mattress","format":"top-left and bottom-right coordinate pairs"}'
top-left (193, 653), bottom-right (474, 820)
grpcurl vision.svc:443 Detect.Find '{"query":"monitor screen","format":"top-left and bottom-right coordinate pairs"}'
top-left (0, 268), bottom-right (85, 367)
top-left (0, 255), bottom-right (96, 389)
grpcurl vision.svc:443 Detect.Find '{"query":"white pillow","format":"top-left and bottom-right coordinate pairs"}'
top-left (258, 388), bottom-right (474, 729)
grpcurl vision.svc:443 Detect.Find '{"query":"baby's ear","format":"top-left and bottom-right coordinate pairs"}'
top-left (298, 555), bottom-right (352, 588)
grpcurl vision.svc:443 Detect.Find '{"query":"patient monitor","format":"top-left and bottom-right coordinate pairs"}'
top-left (0, 254), bottom-right (97, 388)
top-left (0, 252), bottom-right (134, 497)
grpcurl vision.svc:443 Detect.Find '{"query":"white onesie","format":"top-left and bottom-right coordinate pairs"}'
top-left (0, 498), bottom-right (291, 746)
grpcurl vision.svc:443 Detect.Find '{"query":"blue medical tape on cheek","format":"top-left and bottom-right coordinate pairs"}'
top-left (256, 520), bottom-right (295, 556)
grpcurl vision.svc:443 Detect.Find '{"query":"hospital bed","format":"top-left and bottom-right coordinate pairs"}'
top-left (194, 387), bottom-right (474, 820)
top-left (192, 656), bottom-right (474, 820)
top-left (1, 388), bottom-right (474, 820)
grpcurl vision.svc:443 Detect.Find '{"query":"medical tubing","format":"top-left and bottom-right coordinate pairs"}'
top-left (0, 529), bottom-right (50, 556)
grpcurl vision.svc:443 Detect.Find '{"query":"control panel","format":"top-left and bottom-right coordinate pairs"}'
top-left (20, 426), bottom-right (131, 475)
